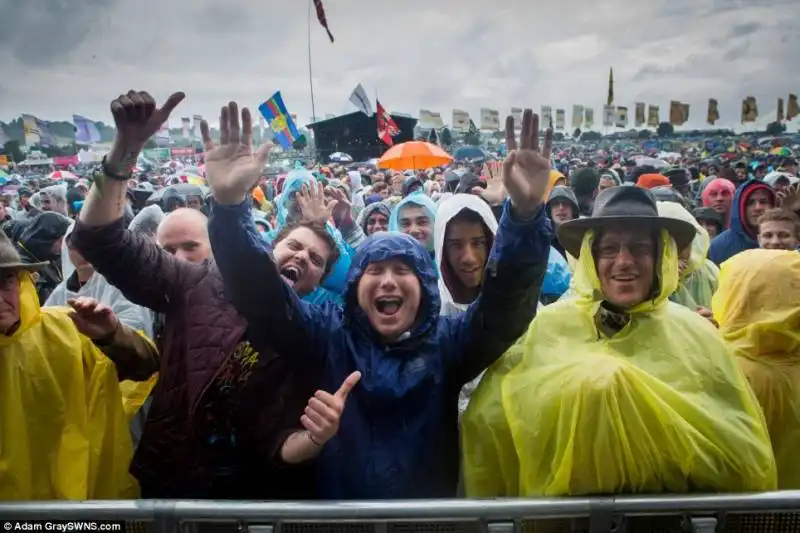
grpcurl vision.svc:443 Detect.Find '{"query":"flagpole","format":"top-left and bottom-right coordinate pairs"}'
top-left (307, 0), bottom-right (317, 123)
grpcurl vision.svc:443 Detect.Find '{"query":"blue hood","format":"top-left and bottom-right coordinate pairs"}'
top-left (708, 179), bottom-right (775, 265)
top-left (277, 170), bottom-right (315, 227)
top-left (344, 232), bottom-right (440, 342)
top-left (388, 192), bottom-right (437, 251)
top-left (728, 179), bottom-right (774, 238)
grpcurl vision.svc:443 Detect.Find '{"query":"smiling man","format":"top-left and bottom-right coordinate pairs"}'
top-left (462, 186), bottom-right (777, 497)
top-left (207, 103), bottom-right (554, 499)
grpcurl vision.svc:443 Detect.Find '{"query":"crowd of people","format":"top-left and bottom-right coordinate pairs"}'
top-left (0, 89), bottom-right (799, 502)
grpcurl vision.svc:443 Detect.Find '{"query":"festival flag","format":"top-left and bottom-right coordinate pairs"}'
top-left (669, 101), bottom-right (688, 126)
top-left (788, 94), bottom-right (799, 121)
top-left (777, 98), bottom-right (785, 122)
top-left (707, 99), bottom-right (719, 125)
top-left (634, 103), bottom-right (646, 127)
top-left (376, 100), bottom-right (399, 146)
top-left (572, 105), bottom-right (584, 129)
top-left (192, 115), bottom-right (203, 140)
top-left (313, 0), bottom-right (335, 43)
top-left (35, 118), bottom-right (54, 147)
top-left (614, 107), bottom-right (628, 128)
top-left (72, 115), bottom-right (101, 144)
top-left (468, 119), bottom-right (480, 136)
top-left (741, 96), bottom-right (758, 123)
top-left (647, 105), bottom-right (659, 127)
top-left (607, 67), bottom-right (614, 106)
top-left (22, 114), bottom-right (40, 145)
top-left (181, 117), bottom-right (191, 139)
top-left (452, 110), bottom-right (470, 131)
top-left (555, 109), bottom-right (566, 130)
top-left (349, 83), bottom-right (373, 116)
top-left (584, 108), bottom-right (594, 128)
top-left (258, 91), bottom-right (301, 150)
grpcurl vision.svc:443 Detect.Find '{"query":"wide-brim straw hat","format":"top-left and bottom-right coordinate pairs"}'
top-left (557, 186), bottom-right (696, 258)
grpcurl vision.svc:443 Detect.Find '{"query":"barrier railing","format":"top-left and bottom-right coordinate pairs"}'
top-left (2, 492), bottom-right (800, 533)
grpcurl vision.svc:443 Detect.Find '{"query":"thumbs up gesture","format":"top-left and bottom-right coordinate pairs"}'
top-left (302, 371), bottom-right (361, 446)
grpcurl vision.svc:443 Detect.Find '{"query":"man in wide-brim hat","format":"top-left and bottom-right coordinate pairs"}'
top-left (557, 186), bottom-right (696, 313)
top-left (461, 178), bottom-right (777, 499)
top-left (0, 228), bottom-right (151, 498)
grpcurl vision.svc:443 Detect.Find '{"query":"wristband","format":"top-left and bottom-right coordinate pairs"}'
top-left (101, 155), bottom-right (135, 181)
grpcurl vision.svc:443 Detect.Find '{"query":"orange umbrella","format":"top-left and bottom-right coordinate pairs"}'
top-left (377, 141), bottom-right (453, 170)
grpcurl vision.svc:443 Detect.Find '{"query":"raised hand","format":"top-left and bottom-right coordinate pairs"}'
top-left (202, 102), bottom-right (272, 205)
top-left (108, 90), bottom-right (185, 171)
top-left (502, 109), bottom-right (553, 217)
top-left (68, 297), bottom-right (120, 340)
top-left (474, 160), bottom-right (506, 205)
top-left (777, 183), bottom-right (800, 214)
top-left (326, 187), bottom-right (353, 227)
top-left (296, 182), bottom-right (333, 225)
top-left (302, 371), bottom-right (361, 446)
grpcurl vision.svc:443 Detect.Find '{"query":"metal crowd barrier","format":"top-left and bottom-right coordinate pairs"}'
top-left (2, 492), bottom-right (800, 533)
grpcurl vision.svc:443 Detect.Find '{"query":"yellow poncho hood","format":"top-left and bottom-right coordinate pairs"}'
top-left (0, 273), bottom-right (139, 499)
top-left (713, 249), bottom-right (800, 488)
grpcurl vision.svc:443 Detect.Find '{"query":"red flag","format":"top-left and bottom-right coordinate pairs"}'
top-left (313, 0), bottom-right (335, 43)
top-left (376, 100), bottom-right (399, 146)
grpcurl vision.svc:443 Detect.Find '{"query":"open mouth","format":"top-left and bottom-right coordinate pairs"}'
top-left (280, 265), bottom-right (303, 287)
top-left (375, 296), bottom-right (403, 316)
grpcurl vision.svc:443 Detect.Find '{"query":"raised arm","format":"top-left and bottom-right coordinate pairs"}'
top-left (203, 102), bottom-right (329, 360)
top-left (449, 110), bottom-right (554, 384)
top-left (73, 90), bottom-right (192, 313)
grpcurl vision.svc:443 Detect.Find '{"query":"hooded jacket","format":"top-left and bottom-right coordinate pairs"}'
top-left (16, 212), bottom-right (70, 304)
top-left (434, 194), bottom-right (498, 317)
top-left (388, 193), bottom-right (438, 253)
top-left (545, 186), bottom-right (579, 259)
top-left (209, 198), bottom-right (552, 499)
top-left (45, 224), bottom-right (155, 339)
top-left (356, 202), bottom-right (392, 237)
top-left (708, 179), bottom-right (775, 265)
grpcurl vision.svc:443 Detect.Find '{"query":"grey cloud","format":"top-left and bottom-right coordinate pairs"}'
top-left (728, 22), bottom-right (761, 37)
top-left (1, 0), bottom-right (799, 133)
top-left (722, 41), bottom-right (751, 61)
top-left (0, 0), bottom-right (118, 66)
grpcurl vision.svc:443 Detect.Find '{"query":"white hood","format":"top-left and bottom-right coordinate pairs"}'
top-left (433, 194), bottom-right (498, 317)
top-left (48, 221), bottom-right (154, 338)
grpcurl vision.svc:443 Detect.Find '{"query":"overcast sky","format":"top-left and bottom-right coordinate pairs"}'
top-left (1, 0), bottom-right (799, 132)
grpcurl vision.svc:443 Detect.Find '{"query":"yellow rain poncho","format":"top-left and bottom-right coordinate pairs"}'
top-left (713, 249), bottom-right (800, 489)
top-left (0, 273), bottom-right (140, 499)
top-left (462, 229), bottom-right (776, 497)
top-left (656, 201), bottom-right (719, 309)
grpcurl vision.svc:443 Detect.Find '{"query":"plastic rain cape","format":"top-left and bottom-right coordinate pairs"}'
top-left (713, 249), bottom-right (800, 489)
top-left (656, 201), bottom-right (719, 309)
top-left (0, 274), bottom-right (140, 499)
top-left (462, 229), bottom-right (776, 497)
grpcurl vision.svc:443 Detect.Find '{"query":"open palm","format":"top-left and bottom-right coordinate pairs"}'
top-left (202, 102), bottom-right (271, 205)
top-left (502, 109), bottom-right (553, 217)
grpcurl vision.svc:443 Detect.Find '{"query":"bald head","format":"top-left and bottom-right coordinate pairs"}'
top-left (157, 207), bottom-right (212, 263)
